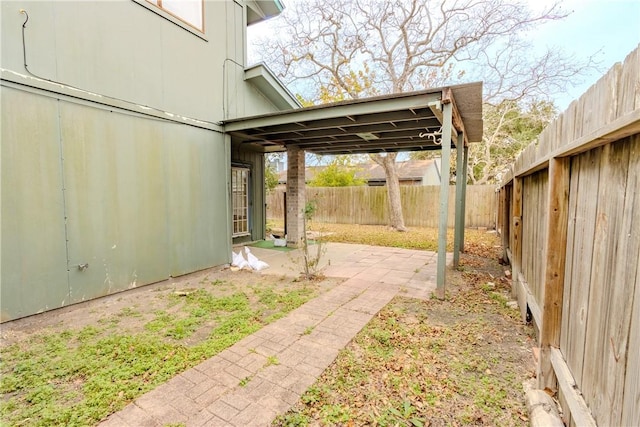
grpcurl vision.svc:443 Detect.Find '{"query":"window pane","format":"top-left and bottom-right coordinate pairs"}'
top-left (232, 167), bottom-right (250, 237)
top-left (161, 0), bottom-right (203, 30)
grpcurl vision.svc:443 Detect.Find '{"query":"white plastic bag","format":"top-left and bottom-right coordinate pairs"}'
top-left (244, 247), bottom-right (269, 271)
top-left (231, 251), bottom-right (249, 269)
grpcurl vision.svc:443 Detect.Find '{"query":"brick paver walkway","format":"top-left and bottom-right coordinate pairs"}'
top-left (100, 245), bottom-right (445, 426)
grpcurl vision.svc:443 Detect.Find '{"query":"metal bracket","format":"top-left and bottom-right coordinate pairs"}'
top-left (418, 126), bottom-right (443, 145)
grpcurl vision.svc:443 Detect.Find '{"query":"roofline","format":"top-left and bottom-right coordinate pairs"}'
top-left (246, 0), bottom-right (285, 26)
top-left (244, 63), bottom-right (302, 110)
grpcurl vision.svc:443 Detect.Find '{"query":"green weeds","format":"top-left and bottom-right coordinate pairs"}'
top-left (1, 278), bottom-right (322, 426)
top-left (264, 355), bottom-right (280, 367)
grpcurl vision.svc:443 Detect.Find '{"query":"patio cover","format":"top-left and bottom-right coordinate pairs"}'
top-left (224, 82), bottom-right (483, 153)
top-left (224, 82), bottom-right (483, 295)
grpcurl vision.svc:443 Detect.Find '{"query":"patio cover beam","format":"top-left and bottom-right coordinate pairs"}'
top-left (224, 82), bottom-right (483, 155)
top-left (224, 92), bottom-right (442, 134)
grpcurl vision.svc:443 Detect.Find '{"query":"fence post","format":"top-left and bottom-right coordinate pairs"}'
top-left (537, 157), bottom-right (571, 390)
top-left (512, 177), bottom-right (524, 314)
top-left (500, 185), bottom-right (511, 264)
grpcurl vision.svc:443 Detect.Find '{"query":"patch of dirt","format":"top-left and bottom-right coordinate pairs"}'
top-left (0, 267), bottom-right (342, 347)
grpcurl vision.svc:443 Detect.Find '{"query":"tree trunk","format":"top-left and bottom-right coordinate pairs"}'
top-left (371, 153), bottom-right (407, 232)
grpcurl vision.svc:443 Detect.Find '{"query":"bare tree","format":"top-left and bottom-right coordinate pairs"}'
top-left (370, 152), bottom-right (406, 230)
top-left (250, 0), bottom-right (596, 230)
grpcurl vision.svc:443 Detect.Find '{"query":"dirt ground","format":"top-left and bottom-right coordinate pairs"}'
top-left (0, 267), bottom-right (340, 348)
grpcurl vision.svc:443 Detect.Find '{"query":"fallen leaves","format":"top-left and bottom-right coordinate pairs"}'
top-left (274, 239), bottom-right (535, 427)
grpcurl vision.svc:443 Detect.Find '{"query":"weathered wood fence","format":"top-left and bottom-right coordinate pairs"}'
top-left (497, 46), bottom-right (639, 427)
top-left (267, 185), bottom-right (496, 228)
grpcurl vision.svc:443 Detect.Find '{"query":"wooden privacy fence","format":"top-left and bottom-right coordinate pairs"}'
top-left (267, 185), bottom-right (496, 228)
top-left (497, 46), bottom-right (639, 427)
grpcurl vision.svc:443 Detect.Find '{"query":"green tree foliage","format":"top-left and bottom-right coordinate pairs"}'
top-left (411, 99), bottom-right (557, 184)
top-left (468, 100), bottom-right (557, 184)
top-left (265, 163), bottom-right (279, 194)
top-left (308, 157), bottom-right (366, 187)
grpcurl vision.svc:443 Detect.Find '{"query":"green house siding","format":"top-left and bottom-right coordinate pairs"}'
top-left (0, 88), bottom-right (69, 321)
top-left (1, 0), bottom-right (292, 321)
top-left (0, 87), bottom-right (231, 321)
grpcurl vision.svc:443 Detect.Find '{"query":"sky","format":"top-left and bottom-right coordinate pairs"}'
top-left (526, 0), bottom-right (640, 110)
top-left (249, 0), bottom-right (640, 113)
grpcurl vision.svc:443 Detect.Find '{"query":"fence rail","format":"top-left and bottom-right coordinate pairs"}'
top-left (497, 45), bottom-right (639, 427)
top-left (267, 185), bottom-right (496, 229)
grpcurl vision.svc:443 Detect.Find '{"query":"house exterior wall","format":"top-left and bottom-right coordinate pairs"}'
top-left (0, 1), bottom-right (278, 121)
top-left (1, 0), bottom-right (283, 321)
top-left (422, 158), bottom-right (442, 185)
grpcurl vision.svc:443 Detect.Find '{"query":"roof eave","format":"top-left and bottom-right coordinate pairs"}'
top-left (246, 0), bottom-right (285, 26)
top-left (245, 63), bottom-right (301, 110)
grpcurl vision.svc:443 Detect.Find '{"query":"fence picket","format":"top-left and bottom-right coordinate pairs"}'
top-left (267, 185), bottom-right (496, 229)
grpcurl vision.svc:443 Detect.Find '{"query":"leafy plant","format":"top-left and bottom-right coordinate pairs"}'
top-left (265, 162), bottom-right (279, 194)
top-left (264, 355), bottom-right (280, 367)
top-left (385, 400), bottom-right (424, 427)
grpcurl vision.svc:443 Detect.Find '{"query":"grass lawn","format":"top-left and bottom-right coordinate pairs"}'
top-left (269, 220), bottom-right (500, 256)
top-left (275, 268), bottom-right (535, 426)
top-left (0, 271), bottom-right (334, 426)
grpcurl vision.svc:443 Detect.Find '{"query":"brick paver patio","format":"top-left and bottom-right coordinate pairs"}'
top-left (99, 243), bottom-right (447, 426)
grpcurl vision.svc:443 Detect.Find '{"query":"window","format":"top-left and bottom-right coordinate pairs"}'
top-left (232, 167), bottom-right (250, 237)
top-left (146, 0), bottom-right (204, 31)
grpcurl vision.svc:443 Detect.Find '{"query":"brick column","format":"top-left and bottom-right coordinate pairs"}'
top-left (286, 145), bottom-right (305, 247)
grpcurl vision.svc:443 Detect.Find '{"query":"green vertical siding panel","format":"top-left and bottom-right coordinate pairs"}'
top-left (166, 125), bottom-right (230, 276)
top-left (224, 0), bottom-right (245, 119)
top-left (253, 152), bottom-right (265, 241)
top-left (1, 0), bottom-right (281, 320)
top-left (0, 88), bottom-right (69, 321)
top-left (60, 102), bottom-right (171, 302)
